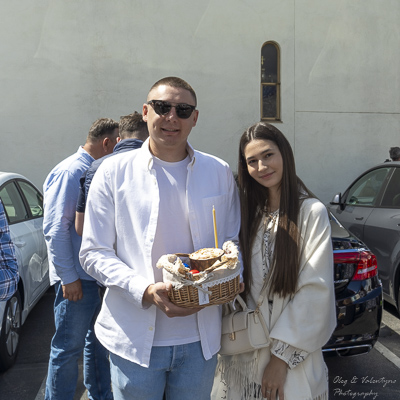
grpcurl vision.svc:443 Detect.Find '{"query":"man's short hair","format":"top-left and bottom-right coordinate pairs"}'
top-left (119, 112), bottom-right (148, 140)
top-left (389, 146), bottom-right (400, 161)
top-left (87, 118), bottom-right (119, 141)
top-left (149, 76), bottom-right (197, 106)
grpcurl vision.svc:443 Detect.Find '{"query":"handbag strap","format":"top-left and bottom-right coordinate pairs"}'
top-left (255, 285), bottom-right (269, 311)
top-left (231, 289), bottom-right (268, 313)
top-left (231, 294), bottom-right (248, 311)
top-left (254, 305), bottom-right (270, 340)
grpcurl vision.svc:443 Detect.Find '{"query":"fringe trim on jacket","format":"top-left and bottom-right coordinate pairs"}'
top-left (216, 354), bottom-right (329, 400)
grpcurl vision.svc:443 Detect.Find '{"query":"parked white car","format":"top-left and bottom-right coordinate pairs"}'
top-left (0, 172), bottom-right (49, 371)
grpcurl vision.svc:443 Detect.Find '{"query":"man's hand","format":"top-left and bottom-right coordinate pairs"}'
top-left (62, 279), bottom-right (83, 302)
top-left (143, 282), bottom-right (203, 317)
top-left (262, 354), bottom-right (288, 400)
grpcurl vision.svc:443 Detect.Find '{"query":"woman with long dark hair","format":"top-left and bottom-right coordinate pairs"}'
top-left (213, 122), bottom-right (336, 400)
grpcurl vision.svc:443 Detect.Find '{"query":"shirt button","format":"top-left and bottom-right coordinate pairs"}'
top-left (149, 326), bottom-right (154, 331)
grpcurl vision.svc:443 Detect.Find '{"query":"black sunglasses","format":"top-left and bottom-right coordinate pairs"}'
top-left (147, 100), bottom-right (196, 119)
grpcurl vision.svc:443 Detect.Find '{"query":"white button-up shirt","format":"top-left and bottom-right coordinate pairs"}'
top-left (80, 139), bottom-right (241, 367)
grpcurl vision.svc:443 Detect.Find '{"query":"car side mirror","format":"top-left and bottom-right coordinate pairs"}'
top-left (330, 193), bottom-right (345, 210)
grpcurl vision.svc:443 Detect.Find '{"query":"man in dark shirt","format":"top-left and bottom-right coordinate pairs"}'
top-left (75, 112), bottom-right (149, 235)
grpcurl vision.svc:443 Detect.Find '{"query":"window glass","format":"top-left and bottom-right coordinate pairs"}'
top-left (262, 86), bottom-right (277, 118)
top-left (381, 168), bottom-right (400, 207)
top-left (18, 180), bottom-right (43, 217)
top-left (344, 168), bottom-right (390, 206)
top-left (261, 41), bottom-right (280, 121)
top-left (0, 182), bottom-right (28, 223)
top-left (261, 44), bottom-right (277, 83)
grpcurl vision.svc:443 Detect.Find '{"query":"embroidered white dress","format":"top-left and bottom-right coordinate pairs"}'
top-left (212, 198), bottom-right (336, 400)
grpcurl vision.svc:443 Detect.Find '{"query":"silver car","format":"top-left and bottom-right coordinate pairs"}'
top-left (0, 172), bottom-right (49, 371)
top-left (328, 162), bottom-right (400, 312)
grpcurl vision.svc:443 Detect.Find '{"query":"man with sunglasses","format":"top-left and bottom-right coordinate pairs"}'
top-left (80, 76), bottom-right (241, 400)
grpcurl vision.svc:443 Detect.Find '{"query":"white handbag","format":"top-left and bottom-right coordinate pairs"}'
top-left (219, 294), bottom-right (270, 356)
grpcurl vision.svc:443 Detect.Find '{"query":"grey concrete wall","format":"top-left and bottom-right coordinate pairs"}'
top-left (1, 0), bottom-right (399, 203)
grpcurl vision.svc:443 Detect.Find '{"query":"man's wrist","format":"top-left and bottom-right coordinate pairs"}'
top-left (142, 284), bottom-right (154, 307)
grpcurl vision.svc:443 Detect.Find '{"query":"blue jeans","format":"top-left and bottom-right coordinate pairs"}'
top-left (45, 281), bottom-right (112, 400)
top-left (109, 341), bottom-right (218, 400)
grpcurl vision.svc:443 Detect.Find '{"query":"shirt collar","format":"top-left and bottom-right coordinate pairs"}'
top-left (141, 138), bottom-right (196, 170)
top-left (114, 138), bottom-right (143, 153)
top-left (78, 146), bottom-right (95, 162)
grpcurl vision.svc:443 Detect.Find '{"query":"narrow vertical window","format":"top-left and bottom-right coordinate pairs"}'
top-left (261, 41), bottom-right (280, 121)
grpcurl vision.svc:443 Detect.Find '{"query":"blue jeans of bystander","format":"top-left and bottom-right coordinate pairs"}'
top-left (45, 280), bottom-right (112, 400)
top-left (110, 341), bottom-right (218, 400)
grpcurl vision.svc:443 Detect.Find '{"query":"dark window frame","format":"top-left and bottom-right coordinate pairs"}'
top-left (261, 41), bottom-right (281, 121)
top-left (0, 179), bottom-right (44, 224)
top-left (16, 179), bottom-right (44, 218)
top-left (0, 181), bottom-right (29, 224)
top-left (343, 167), bottom-right (392, 208)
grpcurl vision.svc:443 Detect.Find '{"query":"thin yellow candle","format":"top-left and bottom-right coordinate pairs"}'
top-left (212, 205), bottom-right (219, 248)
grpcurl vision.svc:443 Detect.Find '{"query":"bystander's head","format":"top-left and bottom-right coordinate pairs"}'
top-left (85, 118), bottom-right (120, 159)
top-left (119, 112), bottom-right (149, 141)
top-left (389, 147), bottom-right (400, 162)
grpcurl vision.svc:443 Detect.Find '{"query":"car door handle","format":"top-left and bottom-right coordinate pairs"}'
top-left (355, 217), bottom-right (364, 221)
top-left (14, 240), bottom-right (26, 248)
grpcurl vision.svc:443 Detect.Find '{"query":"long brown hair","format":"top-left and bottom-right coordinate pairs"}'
top-left (238, 122), bottom-right (313, 298)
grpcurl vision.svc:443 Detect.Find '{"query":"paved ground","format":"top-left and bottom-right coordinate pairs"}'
top-left (1, 289), bottom-right (400, 400)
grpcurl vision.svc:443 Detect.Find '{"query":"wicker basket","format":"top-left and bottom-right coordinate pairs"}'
top-left (168, 273), bottom-right (240, 308)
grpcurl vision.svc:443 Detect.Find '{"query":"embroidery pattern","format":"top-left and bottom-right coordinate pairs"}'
top-left (272, 340), bottom-right (308, 369)
top-left (261, 209), bottom-right (279, 280)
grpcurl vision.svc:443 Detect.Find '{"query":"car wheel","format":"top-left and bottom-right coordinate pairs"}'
top-left (0, 290), bottom-right (22, 371)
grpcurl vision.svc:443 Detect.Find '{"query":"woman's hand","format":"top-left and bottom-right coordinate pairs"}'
top-left (261, 354), bottom-right (288, 399)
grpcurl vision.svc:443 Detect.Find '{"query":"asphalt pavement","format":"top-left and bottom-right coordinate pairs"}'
top-left (1, 288), bottom-right (400, 400)
top-left (0, 288), bottom-right (88, 400)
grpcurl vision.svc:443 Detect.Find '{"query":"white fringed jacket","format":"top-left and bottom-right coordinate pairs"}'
top-left (213, 198), bottom-right (336, 400)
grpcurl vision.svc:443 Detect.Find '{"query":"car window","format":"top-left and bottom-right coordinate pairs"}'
top-left (0, 181), bottom-right (29, 224)
top-left (344, 168), bottom-right (390, 206)
top-left (381, 167), bottom-right (400, 207)
top-left (17, 180), bottom-right (44, 218)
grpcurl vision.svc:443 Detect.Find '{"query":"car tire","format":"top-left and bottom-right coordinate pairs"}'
top-left (0, 290), bottom-right (22, 372)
